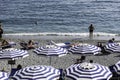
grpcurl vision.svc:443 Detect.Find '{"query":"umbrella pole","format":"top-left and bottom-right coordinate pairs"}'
top-left (11, 64), bottom-right (12, 70)
top-left (49, 56), bottom-right (51, 65)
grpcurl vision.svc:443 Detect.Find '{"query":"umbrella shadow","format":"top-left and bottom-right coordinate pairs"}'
top-left (114, 55), bottom-right (120, 57)
top-left (95, 51), bottom-right (111, 56)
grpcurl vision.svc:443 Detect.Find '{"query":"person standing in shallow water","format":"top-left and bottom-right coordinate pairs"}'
top-left (0, 22), bottom-right (3, 39)
top-left (88, 24), bottom-right (94, 39)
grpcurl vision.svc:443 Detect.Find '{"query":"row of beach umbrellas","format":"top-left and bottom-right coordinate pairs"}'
top-left (0, 42), bottom-right (119, 61)
top-left (11, 62), bottom-right (113, 80)
top-left (1, 61), bottom-right (120, 80)
top-left (34, 42), bottom-right (120, 56)
top-left (1, 42), bottom-right (120, 61)
top-left (0, 42), bottom-right (120, 79)
top-left (34, 44), bottom-right (102, 55)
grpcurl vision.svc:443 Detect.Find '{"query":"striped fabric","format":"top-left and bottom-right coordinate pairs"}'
top-left (65, 62), bottom-right (112, 80)
top-left (0, 48), bottom-right (28, 59)
top-left (34, 45), bottom-right (68, 57)
top-left (114, 61), bottom-right (120, 75)
top-left (0, 72), bottom-right (9, 80)
top-left (68, 45), bottom-right (101, 55)
top-left (12, 65), bottom-right (60, 80)
top-left (104, 43), bottom-right (120, 53)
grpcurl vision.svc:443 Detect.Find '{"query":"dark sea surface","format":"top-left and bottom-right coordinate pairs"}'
top-left (0, 0), bottom-right (120, 35)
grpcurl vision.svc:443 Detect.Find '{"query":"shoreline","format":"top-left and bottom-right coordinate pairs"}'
top-left (3, 32), bottom-right (119, 36)
top-left (3, 33), bottom-right (120, 41)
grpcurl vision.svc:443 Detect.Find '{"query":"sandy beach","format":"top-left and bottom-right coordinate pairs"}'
top-left (0, 34), bottom-right (120, 79)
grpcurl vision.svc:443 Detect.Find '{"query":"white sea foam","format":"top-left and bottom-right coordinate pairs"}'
top-left (3, 32), bottom-right (118, 37)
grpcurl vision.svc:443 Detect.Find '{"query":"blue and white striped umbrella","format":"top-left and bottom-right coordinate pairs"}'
top-left (0, 71), bottom-right (9, 80)
top-left (12, 65), bottom-right (60, 80)
top-left (34, 45), bottom-right (68, 57)
top-left (65, 62), bottom-right (112, 80)
top-left (68, 44), bottom-right (101, 55)
top-left (104, 43), bottom-right (120, 53)
top-left (0, 48), bottom-right (28, 59)
top-left (34, 45), bottom-right (68, 65)
top-left (113, 61), bottom-right (120, 75)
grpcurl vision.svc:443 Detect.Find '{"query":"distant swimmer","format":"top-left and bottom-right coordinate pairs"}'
top-left (88, 24), bottom-right (95, 39)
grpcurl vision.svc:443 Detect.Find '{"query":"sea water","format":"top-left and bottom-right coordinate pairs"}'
top-left (0, 0), bottom-right (120, 36)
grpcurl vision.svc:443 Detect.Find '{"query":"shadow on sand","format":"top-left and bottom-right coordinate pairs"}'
top-left (114, 55), bottom-right (120, 57)
top-left (95, 50), bottom-right (111, 56)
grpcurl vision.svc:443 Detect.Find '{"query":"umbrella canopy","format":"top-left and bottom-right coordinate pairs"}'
top-left (0, 48), bottom-right (28, 59)
top-left (104, 43), bottom-right (120, 53)
top-left (68, 44), bottom-right (101, 55)
top-left (65, 62), bottom-right (112, 80)
top-left (0, 71), bottom-right (9, 80)
top-left (34, 45), bottom-right (68, 57)
top-left (34, 45), bottom-right (68, 65)
top-left (12, 65), bottom-right (60, 80)
top-left (113, 61), bottom-right (120, 75)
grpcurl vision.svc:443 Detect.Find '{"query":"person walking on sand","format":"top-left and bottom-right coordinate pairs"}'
top-left (88, 24), bottom-right (94, 39)
top-left (0, 22), bottom-right (3, 39)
